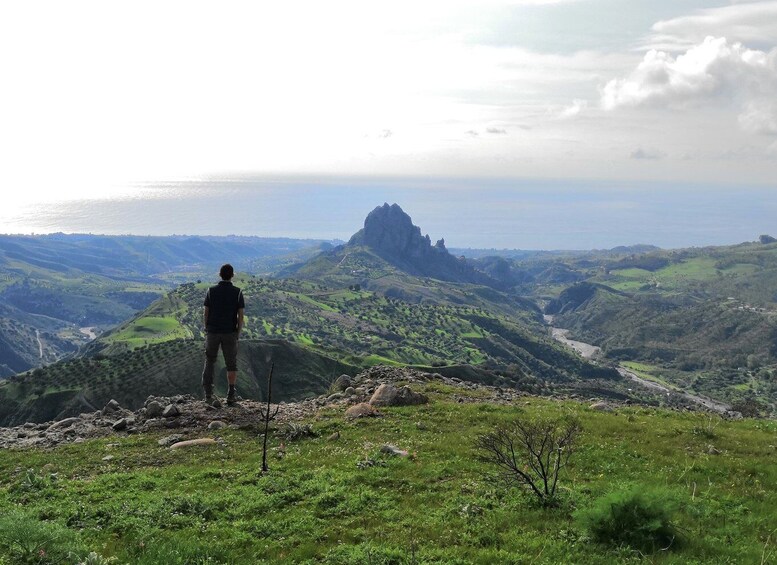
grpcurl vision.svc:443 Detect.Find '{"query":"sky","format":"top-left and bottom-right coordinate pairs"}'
top-left (1, 1), bottom-right (776, 247)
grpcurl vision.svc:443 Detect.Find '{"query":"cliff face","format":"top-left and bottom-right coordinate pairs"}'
top-left (348, 203), bottom-right (494, 285)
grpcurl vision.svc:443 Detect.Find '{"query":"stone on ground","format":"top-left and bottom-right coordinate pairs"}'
top-left (170, 438), bottom-right (217, 449)
top-left (370, 383), bottom-right (428, 407)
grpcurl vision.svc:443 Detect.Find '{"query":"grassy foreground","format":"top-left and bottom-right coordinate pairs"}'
top-left (1, 384), bottom-right (776, 564)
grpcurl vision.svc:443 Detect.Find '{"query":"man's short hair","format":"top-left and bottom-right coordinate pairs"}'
top-left (219, 264), bottom-right (234, 280)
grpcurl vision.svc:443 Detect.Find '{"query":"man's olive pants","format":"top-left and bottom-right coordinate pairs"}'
top-left (202, 332), bottom-right (239, 391)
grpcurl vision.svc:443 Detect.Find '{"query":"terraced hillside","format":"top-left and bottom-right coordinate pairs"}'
top-left (93, 275), bottom-right (616, 380)
top-left (0, 339), bottom-right (355, 426)
top-left (0, 234), bottom-right (334, 376)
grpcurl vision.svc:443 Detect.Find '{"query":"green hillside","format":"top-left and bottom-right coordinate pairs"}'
top-left (0, 234), bottom-right (335, 376)
top-left (0, 381), bottom-right (775, 563)
top-left (0, 270), bottom-right (622, 426)
top-left (490, 240), bottom-right (777, 410)
top-left (93, 275), bottom-right (616, 378)
top-left (0, 339), bottom-right (355, 426)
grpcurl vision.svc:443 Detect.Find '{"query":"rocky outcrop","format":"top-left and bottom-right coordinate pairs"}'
top-left (347, 203), bottom-right (497, 286)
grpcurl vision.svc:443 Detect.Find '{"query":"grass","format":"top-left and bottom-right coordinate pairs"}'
top-left (621, 362), bottom-right (679, 390)
top-left (1, 387), bottom-right (776, 564)
top-left (105, 316), bottom-right (190, 348)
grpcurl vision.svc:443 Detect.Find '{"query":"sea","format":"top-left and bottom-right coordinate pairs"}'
top-left (2, 176), bottom-right (776, 250)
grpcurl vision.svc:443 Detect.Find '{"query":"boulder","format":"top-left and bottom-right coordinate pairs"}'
top-left (162, 404), bottom-right (180, 418)
top-left (370, 384), bottom-right (428, 407)
top-left (145, 401), bottom-right (164, 418)
top-left (208, 420), bottom-right (227, 430)
top-left (331, 374), bottom-right (352, 392)
top-left (102, 399), bottom-right (121, 415)
top-left (47, 417), bottom-right (80, 431)
top-left (112, 418), bottom-right (128, 431)
top-left (345, 403), bottom-right (381, 419)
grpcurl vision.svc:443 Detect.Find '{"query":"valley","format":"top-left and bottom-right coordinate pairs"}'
top-left (1, 204), bottom-right (775, 425)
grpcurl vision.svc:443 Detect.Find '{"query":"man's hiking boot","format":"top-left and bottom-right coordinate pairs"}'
top-left (227, 386), bottom-right (237, 406)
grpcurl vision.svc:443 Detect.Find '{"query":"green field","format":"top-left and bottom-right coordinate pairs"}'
top-left (1, 386), bottom-right (776, 564)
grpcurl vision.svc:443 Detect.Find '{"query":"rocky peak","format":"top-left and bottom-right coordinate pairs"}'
top-left (351, 203), bottom-right (432, 257)
top-left (345, 202), bottom-right (498, 285)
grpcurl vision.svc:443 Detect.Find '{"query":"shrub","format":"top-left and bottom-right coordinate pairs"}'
top-left (475, 415), bottom-right (581, 506)
top-left (575, 487), bottom-right (679, 553)
top-left (0, 509), bottom-right (83, 564)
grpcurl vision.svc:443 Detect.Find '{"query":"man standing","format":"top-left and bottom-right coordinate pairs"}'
top-left (202, 263), bottom-right (245, 405)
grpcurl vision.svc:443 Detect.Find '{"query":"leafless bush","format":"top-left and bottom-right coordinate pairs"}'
top-left (475, 415), bottom-right (581, 506)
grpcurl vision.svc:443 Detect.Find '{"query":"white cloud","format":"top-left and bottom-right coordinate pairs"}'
top-left (738, 99), bottom-right (777, 134)
top-left (557, 99), bottom-right (588, 119)
top-left (649, 2), bottom-right (777, 51)
top-left (602, 36), bottom-right (777, 136)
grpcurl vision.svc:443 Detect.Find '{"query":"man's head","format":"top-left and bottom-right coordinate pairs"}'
top-left (219, 263), bottom-right (234, 280)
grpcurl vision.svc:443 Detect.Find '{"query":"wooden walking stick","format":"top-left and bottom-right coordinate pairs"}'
top-left (260, 361), bottom-right (279, 473)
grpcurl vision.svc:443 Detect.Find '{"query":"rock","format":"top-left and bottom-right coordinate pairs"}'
top-left (707, 444), bottom-right (722, 455)
top-left (345, 403), bottom-right (380, 419)
top-left (47, 417), bottom-right (80, 431)
top-left (208, 420), bottom-right (227, 430)
top-left (102, 455), bottom-right (114, 462)
top-left (102, 399), bottom-right (121, 415)
top-left (331, 374), bottom-right (352, 392)
top-left (370, 384), bottom-right (428, 407)
top-left (344, 387), bottom-right (356, 396)
top-left (327, 392), bottom-right (346, 402)
top-left (327, 431), bottom-right (340, 441)
top-left (170, 438), bottom-right (217, 450)
top-left (112, 418), bottom-right (128, 431)
top-left (380, 444), bottom-right (409, 457)
top-left (162, 404), bottom-right (180, 418)
top-left (589, 402), bottom-right (612, 411)
top-left (145, 401), bottom-right (164, 418)
top-left (158, 434), bottom-right (183, 447)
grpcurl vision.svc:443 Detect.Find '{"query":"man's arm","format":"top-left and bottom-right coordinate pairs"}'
top-left (237, 308), bottom-right (244, 335)
top-left (203, 306), bottom-right (209, 329)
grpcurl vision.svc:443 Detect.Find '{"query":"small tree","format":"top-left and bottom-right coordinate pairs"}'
top-left (475, 415), bottom-right (581, 506)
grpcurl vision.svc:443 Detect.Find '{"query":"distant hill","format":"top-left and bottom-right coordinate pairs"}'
top-left (0, 233), bottom-right (334, 279)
